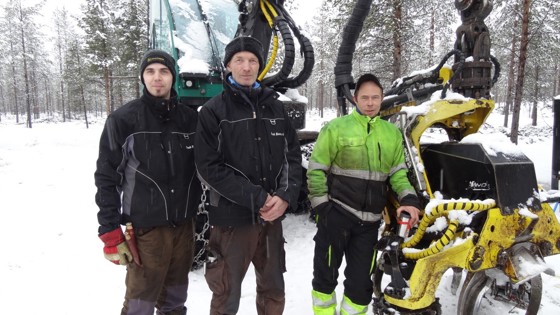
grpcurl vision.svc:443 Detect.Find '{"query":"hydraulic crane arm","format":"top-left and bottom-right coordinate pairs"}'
top-left (235, 0), bottom-right (314, 91)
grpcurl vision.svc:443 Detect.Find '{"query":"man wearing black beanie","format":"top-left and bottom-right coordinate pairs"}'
top-left (195, 36), bottom-right (302, 315)
top-left (139, 49), bottom-right (177, 90)
top-left (138, 49), bottom-right (177, 99)
top-left (95, 49), bottom-right (200, 315)
top-left (223, 36), bottom-right (265, 75)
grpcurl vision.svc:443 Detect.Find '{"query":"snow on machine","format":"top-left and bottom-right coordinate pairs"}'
top-left (148, 1), bottom-right (560, 313)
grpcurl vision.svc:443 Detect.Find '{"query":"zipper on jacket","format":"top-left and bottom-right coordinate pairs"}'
top-left (367, 117), bottom-right (374, 134)
top-left (239, 89), bottom-right (268, 213)
top-left (160, 129), bottom-right (172, 222)
top-left (364, 124), bottom-right (372, 211)
top-left (253, 94), bottom-right (268, 189)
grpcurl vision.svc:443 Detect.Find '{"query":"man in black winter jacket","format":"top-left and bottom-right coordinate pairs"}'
top-left (95, 49), bottom-right (200, 315)
top-left (195, 36), bottom-right (302, 315)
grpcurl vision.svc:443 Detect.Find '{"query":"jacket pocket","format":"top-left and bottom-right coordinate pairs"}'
top-left (204, 246), bottom-right (228, 295)
top-left (338, 136), bottom-right (367, 169)
top-left (136, 227), bottom-right (164, 257)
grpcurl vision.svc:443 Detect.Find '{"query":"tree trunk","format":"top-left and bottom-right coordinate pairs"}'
top-left (45, 76), bottom-right (51, 118)
top-left (0, 80), bottom-right (4, 122)
top-left (510, 0), bottom-right (530, 144)
top-left (10, 41), bottom-right (20, 124)
top-left (118, 81), bottom-right (124, 108)
top-left (428, 7), bottom-right (435, 67)
top-left (392, 0), bottom-right (403, 81)
top-left (58, 32), bottom-right (66, 122)
top-left (30, 48), bottom-right (39, 120)
top-left (20, 7), bottom-right (32, 129)
top-left (318, 58), bottom-right (324, 118)
top-left (135, 71), bottom-right (140, 98)
top-left (82, 85), bottom-right (89, 129)
top-left (104, 67), bottom-right (113, 115)
top-left (318, 81), bottom-right (324, 119)
top-left (555, 62), bottom-right (560, 96)
top-left (531, 65), bottom-right (539, 126)
top-left (95, 85), bottom-right (100, 117)
top-left (75, 45), bottom-right (88, 127)
top-left (504, 1), bottom-right (520, 128)
top-left (553, 62), bottom-right (558, 97)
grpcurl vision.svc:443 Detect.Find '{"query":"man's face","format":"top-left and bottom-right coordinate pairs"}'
top-left (143, 63), bottom-right (173, 99)
top-left (226, 51), bottom-right (260, 87)
top-left (353, 81), bottom-right (383, 117)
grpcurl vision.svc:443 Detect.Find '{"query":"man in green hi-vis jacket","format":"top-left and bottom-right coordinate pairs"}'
top-left (308, 73), bottom-right (421, 315)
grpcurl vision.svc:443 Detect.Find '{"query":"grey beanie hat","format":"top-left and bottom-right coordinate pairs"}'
top-left (223, 36), bottom-right (265, 73)
top-left (139, 49), bottom-right (176, 85)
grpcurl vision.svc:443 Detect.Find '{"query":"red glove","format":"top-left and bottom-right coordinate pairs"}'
top-left (99, 228), bottom-right (133, 265)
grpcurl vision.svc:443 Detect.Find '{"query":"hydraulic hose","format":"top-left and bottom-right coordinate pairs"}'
top-left (384, 49), bottom-right (464, 98)
top-left (403, 220), bottom-right (459, 260)
top-left (380, 85), bottom-right (443, 112)
top-left (490, 54), bottom-right (501, 85)
top-left (277, 34), bottom-right (314, 89)
top-left (334, 0), bottom-right (374, 113)
top-left (261, 17), bottom-right (296, 87)
top-left (401, 199), bottom-right (496, 250)
top-left (261, 0), bottom-right (296, 87)
top-left (272, 3), bottom-right (315, 89)
top-left (257, 0), bottom-right (279, 80)
top-left (441, 49), bottom-right (465, 98)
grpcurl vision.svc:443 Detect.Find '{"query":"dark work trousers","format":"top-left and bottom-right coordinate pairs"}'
top-left (122, 219), bottom-right (195, 315)
top-left (205, 221), bottom-right (286, 315)
top-left (312, 203), bottom-right (380, 306)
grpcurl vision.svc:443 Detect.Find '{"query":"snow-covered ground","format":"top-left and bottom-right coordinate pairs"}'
top-left (0, 104), bottom-right (559, 314)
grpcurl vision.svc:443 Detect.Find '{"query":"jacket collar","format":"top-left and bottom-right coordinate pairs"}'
top-left (142, 88), bottom-right (179, 121)
top-left (351, 109), bottom-right (379, 130)
top-left (223, 73), bottom-right (277, 103)
top-left (227, 75), bottom-right (261, 89)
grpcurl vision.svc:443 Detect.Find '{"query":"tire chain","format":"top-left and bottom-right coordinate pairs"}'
top-left (192, 184), bottom-right (210, 270)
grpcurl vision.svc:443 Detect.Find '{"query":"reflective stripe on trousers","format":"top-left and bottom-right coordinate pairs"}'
top-left (311, 290), bottom-right (337, 315)
top-left (340, 294), bottom-right (368, 315)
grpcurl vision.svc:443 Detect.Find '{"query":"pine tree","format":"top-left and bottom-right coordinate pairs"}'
top-left (5, 0), bottom-right (45, 128)
top-left (53, 7), bottom-right (71, 121)
top-left (65, 36), bottom-right (90, 127)
top-left (1, 0), bottom-right (23, 123)
top-left (80, 0), bottom-right (116, 116)
top-left (113, 0), bottom-right (148, 102)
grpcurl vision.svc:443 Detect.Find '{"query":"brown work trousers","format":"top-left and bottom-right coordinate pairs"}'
top-left (121, 220), bottom-right (195, 315)
top-left (205, 221), bottom-right (286, 315)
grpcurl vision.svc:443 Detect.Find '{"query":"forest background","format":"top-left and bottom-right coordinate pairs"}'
top-left (0, 0), bottom-right (559, 145)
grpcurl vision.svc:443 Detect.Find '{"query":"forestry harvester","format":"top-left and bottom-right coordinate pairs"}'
top-left (148, 1), bottom-right (560, 313)
top-left (332, 0), bottom-right (560, 314)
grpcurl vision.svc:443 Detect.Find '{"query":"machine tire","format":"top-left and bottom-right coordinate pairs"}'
top-left (457, 271), bottom-right (542, 315)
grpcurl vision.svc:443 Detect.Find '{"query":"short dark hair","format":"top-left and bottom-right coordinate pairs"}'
top-left (355, 73), bottom-right (383, 96)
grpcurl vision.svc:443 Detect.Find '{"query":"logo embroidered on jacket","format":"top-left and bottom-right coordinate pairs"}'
top-left (271, 132), bottom-right (284, 137)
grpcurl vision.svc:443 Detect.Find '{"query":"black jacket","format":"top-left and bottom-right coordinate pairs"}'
top-left (95, 89), bottom-right (201, 235)
top-left (195, 76), bottom-right (302, 227)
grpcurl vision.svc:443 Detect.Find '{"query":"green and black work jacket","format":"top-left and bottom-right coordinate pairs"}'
top-left (307, 109), bottom-right (419, 222)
